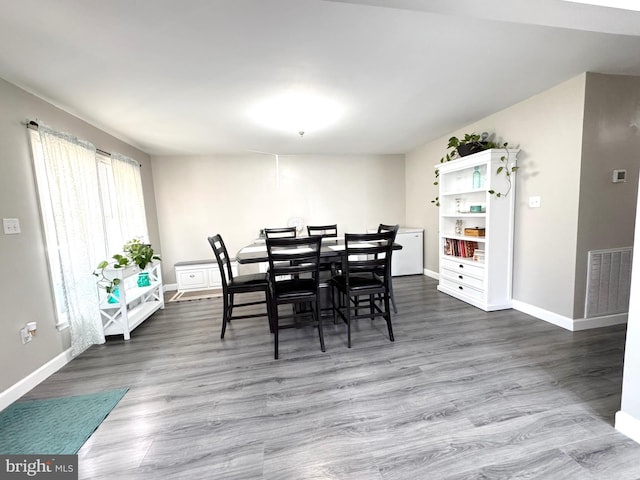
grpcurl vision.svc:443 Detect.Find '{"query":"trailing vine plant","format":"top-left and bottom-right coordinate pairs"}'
top-left (93, 253), bottom-right (130, 294)
top-left (431, 132), bottom-right (517, 205)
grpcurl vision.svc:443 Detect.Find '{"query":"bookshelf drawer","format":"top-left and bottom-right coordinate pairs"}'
top-left (440, 278), bottom-right (485, 301)
top-left (440, 258), bottom-right (484, 278)
top-left (442, 268), bottom-right (484, 290)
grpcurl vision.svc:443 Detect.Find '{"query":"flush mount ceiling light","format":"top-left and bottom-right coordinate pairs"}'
top-left (250, 91), bottom-right (342, 135)
top-left (562, 0), bottom-right (640, 10)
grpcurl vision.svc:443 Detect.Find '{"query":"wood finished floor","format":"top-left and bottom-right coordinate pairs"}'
top-left (21, 276), bottom-right (640, 479)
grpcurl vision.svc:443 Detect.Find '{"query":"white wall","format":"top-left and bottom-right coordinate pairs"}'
top-left (151, 153), bottom-right (406, 283)
top-left (0, 77), bottom-right (158, 394)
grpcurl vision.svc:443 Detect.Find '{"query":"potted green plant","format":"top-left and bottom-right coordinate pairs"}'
top-left (93, 238), bottom-right (161, 296)
top-left (122, 238), bottom-right (161, 287)
top-left (431, 132), bottom-right (517, 205)
top-left (123, 238), bottom-right (160, 270)
top-left (93, 253), bottom-right (130, 303)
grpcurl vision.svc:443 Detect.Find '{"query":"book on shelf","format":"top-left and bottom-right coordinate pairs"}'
top-left (444, 238), bottom-right (478, 259)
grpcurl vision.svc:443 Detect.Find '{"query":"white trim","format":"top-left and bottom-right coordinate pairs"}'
top-left (616, 410), bottom-right (640, 444)
top-left (424, 268), bottom-right (439, 280)
top-left (573, 313), bottom-right (627, 330)
top-left (512, 300), bottom-right (628, 331)
top-left (56, 321), bottom-right (69, 332)
top-left (165, 282), bottom-right (178, 292)
top-left (0, 348), bottom-right (73, 411)
top-left (512, 300), bottom-right (577, 330)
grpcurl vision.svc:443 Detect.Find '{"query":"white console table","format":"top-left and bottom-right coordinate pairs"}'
top-left (98, 260), bottom-right (164, 340)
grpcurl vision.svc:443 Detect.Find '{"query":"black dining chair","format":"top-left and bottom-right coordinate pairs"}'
top-left (307, 224), bottom-right (338, 238)
top-left (264, 227), bottom-right (297, 239)
top-left (208, 235), bottom-right (271, 339)
top-left (330, 231), bottom-right (395, 348)
top-left (266, 235), bottom-right (324, 359)
top-left (377, 223), bottom-right (400, 313)
top-left (307, 224), bottom-right (338, 274)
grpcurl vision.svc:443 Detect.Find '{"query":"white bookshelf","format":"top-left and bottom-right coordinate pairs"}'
top-left (436, 149), bottom-right (519, 311)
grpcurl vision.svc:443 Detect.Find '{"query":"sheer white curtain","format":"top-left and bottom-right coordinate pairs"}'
top-left (111, 152), bottom-right (148, 244)
top-left (37, 125), bottom-right (106, 356)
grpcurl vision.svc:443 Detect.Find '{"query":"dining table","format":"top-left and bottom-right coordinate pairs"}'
top-left (235, 236), bottom-right (403, 265)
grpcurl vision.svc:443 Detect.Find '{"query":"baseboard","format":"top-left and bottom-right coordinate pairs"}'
top-left (573, 313), bottom-right (628, 330)
top-left (511, 300), bottom-right (628, 331)
top-left (616, 410), bottom-right (640, 445)
top-left (0, 348), bottom-right (73, 411)
top-left (165, 283), bottom-right (177, 292)
top-left (423, 268), bottom-right (439, 280)
top-left (511, 300), bottom-right (577, 331)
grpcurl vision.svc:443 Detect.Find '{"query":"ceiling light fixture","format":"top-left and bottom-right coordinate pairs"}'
top-left (250, 91), bottom-right (342, 136)
top-left (562, 0), bottom-right (640, 11)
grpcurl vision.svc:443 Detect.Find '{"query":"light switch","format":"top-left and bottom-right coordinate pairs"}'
top-left (3, 218), bottom-right (21, 234)
top-left (528, 196), bottom-right (541, 208)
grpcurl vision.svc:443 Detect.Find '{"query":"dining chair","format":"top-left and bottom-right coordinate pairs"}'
top-left (264, 227), bottom-right (297, 239)
top-left (307, 224), bottom-right (338, 238)
top-left (208, 235), bottom-right (271, 339)
top-left (307, 224), bottom-right (339, 276)
top-left (330, 231), bottom-right (395, 348)
top-left (377, 223), bottom-right (400, 313)
top-left (266, 235), bottom-right (324, 359)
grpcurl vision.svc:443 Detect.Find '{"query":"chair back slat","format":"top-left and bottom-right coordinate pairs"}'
top-left (208, 234), bottom-right (234, 288)
top-left (376, 224), bottom-right (399, 260)
top-left (266, 236), bottom-right (322, 280)
top-left (264, 227), bottom-right (297, 239)
top-left (307, 224), bottom-right (338, 238)
top-left (343, 232), bottom-right (394, 280)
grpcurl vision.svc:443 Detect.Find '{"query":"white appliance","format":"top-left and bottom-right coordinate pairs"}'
top-left (392, 228), bottom-right (424, 276)
top-left (368, 227), bottom-right (424, 276)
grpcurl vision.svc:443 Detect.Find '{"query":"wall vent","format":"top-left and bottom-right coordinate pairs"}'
top-left (585, 247), bottom-right (633, 318)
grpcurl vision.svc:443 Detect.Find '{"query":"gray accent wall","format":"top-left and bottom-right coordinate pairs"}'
top-left (575, 73), bottom-right (640, 318)
top-left (0, 77), bottom-right (159, 393)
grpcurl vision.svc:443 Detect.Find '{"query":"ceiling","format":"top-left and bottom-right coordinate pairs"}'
top-left (1, 0), bottom-right (639, 156)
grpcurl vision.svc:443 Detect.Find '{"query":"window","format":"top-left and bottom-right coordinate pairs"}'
top-left (29, 127), bottom-right (148, 337)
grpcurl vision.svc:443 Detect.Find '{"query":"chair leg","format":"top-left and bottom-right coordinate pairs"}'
top-left (315, 299), bottom-right (325, 352)
top-left (346, 292), bottom-right (352, 348)
top-left (330, 282), bottom-right (338, 324)
top-left (271, 300), bottom-right (279, 360)
top-left (369, 294), bottom-right (375, 317)
top-left (388, 272), bottom-right (398, 314)
top-left (265, 288), bottom-right (274, 334)
top-left (384, 293), bottom-right (394, 342)
top-left (228, 293), bottom-right (235, 321)
top-left (221, 292), bottom-right (229, 339)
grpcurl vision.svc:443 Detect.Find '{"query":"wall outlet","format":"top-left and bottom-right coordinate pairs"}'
top-left (3, 218), bottom-right (21, 235)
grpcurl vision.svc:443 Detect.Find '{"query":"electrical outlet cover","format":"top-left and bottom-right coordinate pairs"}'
top-left (3, 218), bottom-right (21, 234)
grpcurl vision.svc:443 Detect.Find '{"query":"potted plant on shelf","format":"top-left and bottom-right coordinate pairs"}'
top-left (122, 238), bottom-right (161, 287)
top-left (431, 132), bottom-right (517, 206)
top-left (93, 238), bottom-right (161, 297)
top-left (93, 254), bottom-right (130, 303)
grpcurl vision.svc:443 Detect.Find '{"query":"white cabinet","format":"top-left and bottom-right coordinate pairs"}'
top-left (173, 259), bottom-right (237, 298)
top-left (436, 149), bottom-right (518, 311)
top-left (98, 260), bottom-right (164, 340)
